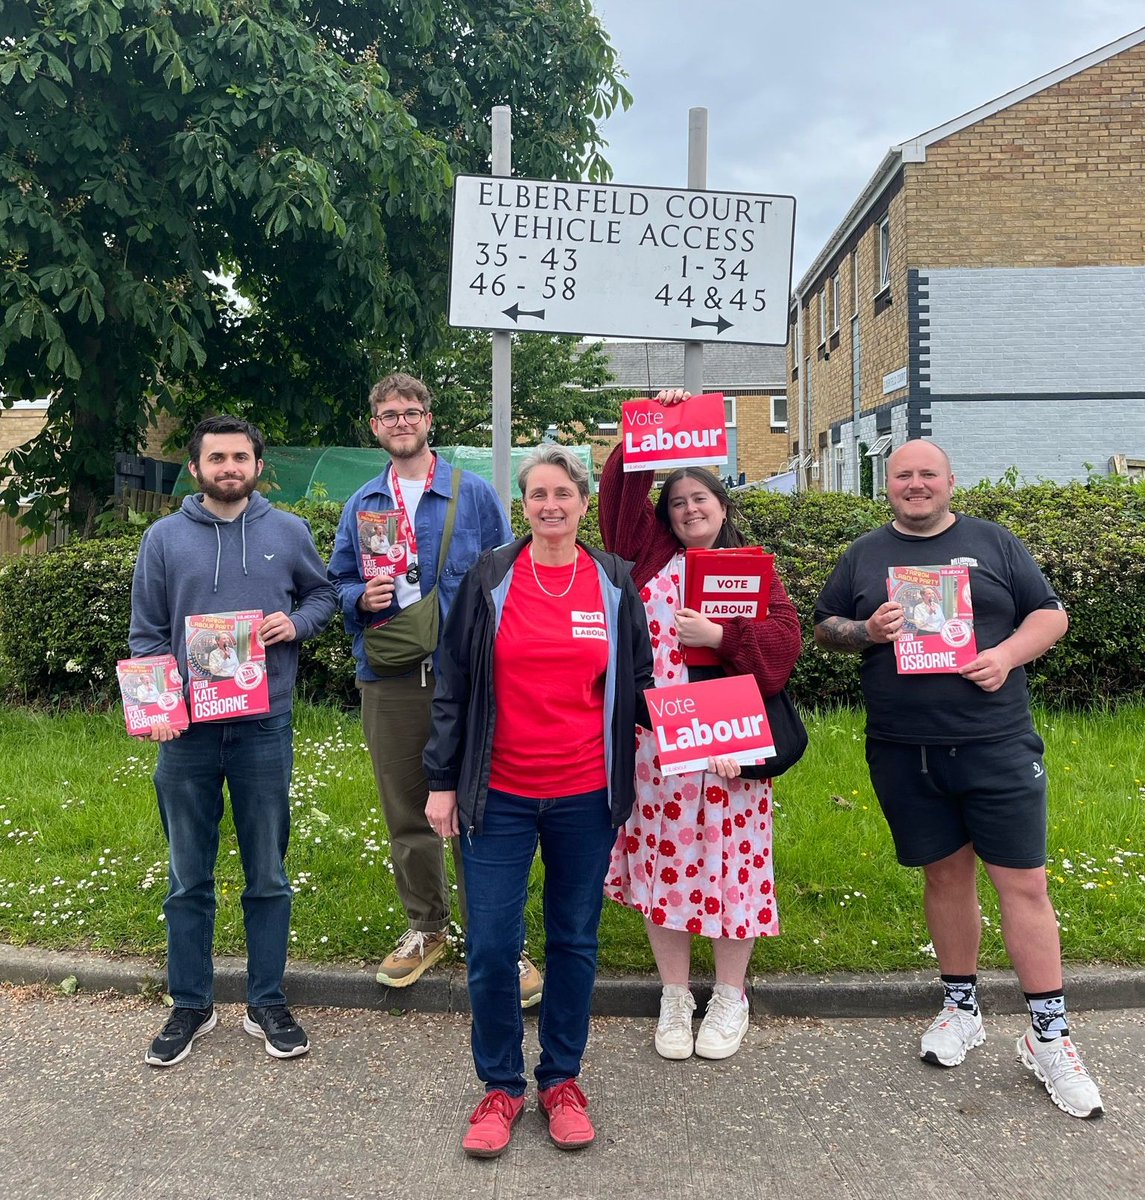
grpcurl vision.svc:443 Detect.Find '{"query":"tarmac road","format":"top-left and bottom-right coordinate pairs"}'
top-left (1, 987), bottom-right (1142, 1200)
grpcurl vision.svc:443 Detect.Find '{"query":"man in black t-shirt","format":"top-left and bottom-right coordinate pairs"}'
top-left (814, 439), bottom-right (1102, 1120)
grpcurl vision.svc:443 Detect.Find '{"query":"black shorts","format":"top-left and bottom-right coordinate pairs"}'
top-left (865, 730), bottom-right (1048, 869)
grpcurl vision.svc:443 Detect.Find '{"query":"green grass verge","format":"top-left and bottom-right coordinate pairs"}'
top-left (0, 703), bottom-right (1142, 975)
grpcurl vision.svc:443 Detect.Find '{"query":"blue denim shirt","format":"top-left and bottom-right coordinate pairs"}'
top-left (327, 457), bottom-right (511, 681)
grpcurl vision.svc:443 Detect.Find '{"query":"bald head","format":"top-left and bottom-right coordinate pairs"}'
top-left (887, 439), bottom-right (951, 476)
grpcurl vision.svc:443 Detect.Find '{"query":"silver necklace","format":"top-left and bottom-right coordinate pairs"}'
top-left (530, 545), bottom-right (578, 598)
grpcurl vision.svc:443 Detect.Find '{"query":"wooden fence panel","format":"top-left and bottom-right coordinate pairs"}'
top-left (0, 511), bottom-right (68, 557)
top-left (120, 487), bottom-right (180, 516)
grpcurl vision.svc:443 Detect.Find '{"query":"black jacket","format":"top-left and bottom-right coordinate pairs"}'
top-left (423, 537), bottom-right (654, 836)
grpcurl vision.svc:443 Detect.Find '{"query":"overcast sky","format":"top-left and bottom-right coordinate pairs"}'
top-left (593, 1), bottom-right (1143, 282)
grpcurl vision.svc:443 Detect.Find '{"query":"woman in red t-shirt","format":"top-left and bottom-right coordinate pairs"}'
top-left (599, 389), bottom-right (802, 1064)
top-left (423, 445), bottom-right (653, 1159)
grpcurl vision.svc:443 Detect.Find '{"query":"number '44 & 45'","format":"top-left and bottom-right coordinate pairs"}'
top-left (655, 285), bottom-right (766, 311)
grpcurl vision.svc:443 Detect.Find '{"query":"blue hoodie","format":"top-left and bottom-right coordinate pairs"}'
top-left (129, 493), bottom-right (336, 718)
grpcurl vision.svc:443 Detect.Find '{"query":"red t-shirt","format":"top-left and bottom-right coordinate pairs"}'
top-left (489, 546), bottom-right (609, 797)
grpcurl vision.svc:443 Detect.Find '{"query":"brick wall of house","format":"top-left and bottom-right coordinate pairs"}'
top-left (905, 44), bottom-right (1145, 268)
top-left (790, 186), bottom-right (911, 481)
top-left (792, 38), bottom-right (1145, 490)
top-left (0, 409), bottom-right (49, 464)
top-left (730, 391), bottom-right (790, 482)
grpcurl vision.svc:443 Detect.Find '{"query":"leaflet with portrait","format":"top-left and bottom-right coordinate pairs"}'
top-left (184, 610), bottom-right (269, 721)
top-left (357, 508), bottom-right (409, 579)
top-left (886, 564), bottom-right (977, 674)
top-left (116, 654), bottom-right (189, 737)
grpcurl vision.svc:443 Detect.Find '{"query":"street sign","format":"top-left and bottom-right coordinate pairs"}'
top-left (448, 176), bottom-right (795, 345)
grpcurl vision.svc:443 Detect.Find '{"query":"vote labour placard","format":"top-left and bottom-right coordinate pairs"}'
top-left (621, 393), bottom-right (728, 472)
top-left (184, 610), bottom-right (270, 722)
top-left (682, 546), bottom-right (774, 666)
top-left (886, 564), bottom-right (978, 674)
top-left (645, 674), bottom-right (775, 776)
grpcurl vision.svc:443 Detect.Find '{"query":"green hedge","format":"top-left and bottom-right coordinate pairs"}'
top-left (2, 479), bottom-right (1143, 709)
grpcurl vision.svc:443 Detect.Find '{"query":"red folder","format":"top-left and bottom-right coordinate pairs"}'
top-left (682, 547), bottom-right (774, 666)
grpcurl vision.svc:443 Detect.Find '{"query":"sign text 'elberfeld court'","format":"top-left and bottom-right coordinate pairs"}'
top-left (448, 176), bottom-right (795, 345)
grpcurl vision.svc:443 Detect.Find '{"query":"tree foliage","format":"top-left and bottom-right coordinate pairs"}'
top-left (0, 0), bottom-right (630, 530)
top-left (412, 331), bottom-right (619, 447)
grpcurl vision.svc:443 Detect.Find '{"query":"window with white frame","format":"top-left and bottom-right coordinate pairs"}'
top-left (833, 445), bottom-right (846, 493)
top-left (769, 394), bottom-right (788, 432)
top-left (818, 289), bottom-right (828, 344)
top-left (831, 272), bottom-right (841, 334)
top-left (866, 433), bottom-right (893, 495)
top-left (877, 218), bottom-right (891, 293)
top-left (723, 397), bottom-right (737, 427)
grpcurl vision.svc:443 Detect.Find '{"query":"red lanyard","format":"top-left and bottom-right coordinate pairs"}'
top-left (388, 454), bottom-right (436, 557)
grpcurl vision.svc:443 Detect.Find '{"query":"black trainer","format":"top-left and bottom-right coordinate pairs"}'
top-left (243, 1004), bottom-right (310, 1058)
top-left (145, 1005), bottom-right (217, 1067)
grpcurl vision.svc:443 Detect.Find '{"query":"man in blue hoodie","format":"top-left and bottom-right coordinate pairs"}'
top-left (130, 416), bottom-right (336, 1067)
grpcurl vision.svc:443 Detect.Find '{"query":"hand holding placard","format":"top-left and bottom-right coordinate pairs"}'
top-left (621, 392), bottom-right (729, 472)
top-left (644, 674), bottom-right (775, 776)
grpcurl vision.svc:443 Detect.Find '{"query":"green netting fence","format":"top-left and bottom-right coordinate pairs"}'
top-left (172, 445), bottom-right (597, 503)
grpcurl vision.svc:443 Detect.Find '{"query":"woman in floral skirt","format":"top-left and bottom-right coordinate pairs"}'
top-left (600, 390), bottom-right (802, 1061)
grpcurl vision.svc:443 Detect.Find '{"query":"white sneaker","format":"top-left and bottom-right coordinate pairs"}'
top-left (1017, 1028), bottom-right (1104, 1119)
top-left (654, 986), bottom-right (696, 1060)
top-left (694, 984), bottom-right (749, 1060)
top-left (920, 1006), bottom-right (985, 1067)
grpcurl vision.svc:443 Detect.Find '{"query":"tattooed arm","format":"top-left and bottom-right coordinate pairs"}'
top-left (814, 602), bottom-right (904, 653)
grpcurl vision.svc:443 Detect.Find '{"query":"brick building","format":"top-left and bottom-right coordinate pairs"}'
top-left (596, 340), bottom-right (790, 483)
top-left (787, 27), bottom-right (1145, 494)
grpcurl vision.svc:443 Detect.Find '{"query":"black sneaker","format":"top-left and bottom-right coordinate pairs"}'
top-left (243, 1004), bottom-right (310, 1059)
top-left (145, 1005), bottom-right (217, 1067)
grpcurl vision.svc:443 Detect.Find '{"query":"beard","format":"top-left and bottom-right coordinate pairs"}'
top-left (198, 474), bottom-right (259, 503)
top-left (380, 428), bottom-right (430, 460)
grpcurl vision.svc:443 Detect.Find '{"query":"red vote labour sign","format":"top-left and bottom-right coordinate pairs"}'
top-left (644, 674), bottom-right (775, 776)
top-left (621, 393), bottom-right (729, 473)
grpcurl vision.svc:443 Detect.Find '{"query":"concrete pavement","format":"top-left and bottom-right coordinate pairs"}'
top-left (1, 987), bottom-right (1142, 1200)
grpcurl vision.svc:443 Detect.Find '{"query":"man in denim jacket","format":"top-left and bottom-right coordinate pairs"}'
top-left (328, 374), bottom-right (539, 998)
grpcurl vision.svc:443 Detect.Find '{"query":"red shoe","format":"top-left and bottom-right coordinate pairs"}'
top-left (538, 1078), bottom-right (595, 1150)
top-left (462, 1089), bottom-right (525, 1158)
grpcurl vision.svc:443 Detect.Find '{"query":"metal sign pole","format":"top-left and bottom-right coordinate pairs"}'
top-left (491, 106), bottom-right (513, 514)
top-left (682, 107), bottom-right (707, 398)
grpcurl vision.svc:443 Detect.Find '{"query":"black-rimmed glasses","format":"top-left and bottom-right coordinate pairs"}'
top-left (372, 409), bottom-right (427, 427)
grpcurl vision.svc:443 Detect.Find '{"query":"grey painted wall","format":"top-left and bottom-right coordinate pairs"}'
top-left (927, 398), bottom-right (1145, 484)
top-left (921, 266), bottom-right (1145, 395)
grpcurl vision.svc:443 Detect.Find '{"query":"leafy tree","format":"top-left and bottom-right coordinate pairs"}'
top-left (411, 331), bottom-right (620, 447)
top-left (0, 0), bottom-right (630, 531)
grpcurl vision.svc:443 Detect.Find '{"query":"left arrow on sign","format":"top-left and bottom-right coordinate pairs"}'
top-left (502, 303), bottom-right (546, 323)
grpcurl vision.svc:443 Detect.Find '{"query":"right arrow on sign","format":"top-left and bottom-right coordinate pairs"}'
top-left (502, 303), bottom-right (547, 323)
top-left (690, 316), bottom-right (734, 335)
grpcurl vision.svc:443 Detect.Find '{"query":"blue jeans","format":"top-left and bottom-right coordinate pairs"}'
top-left (461, 787), bottom-right (615, 1095)
top-left (153, 713), bottom-right (294, 1009)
